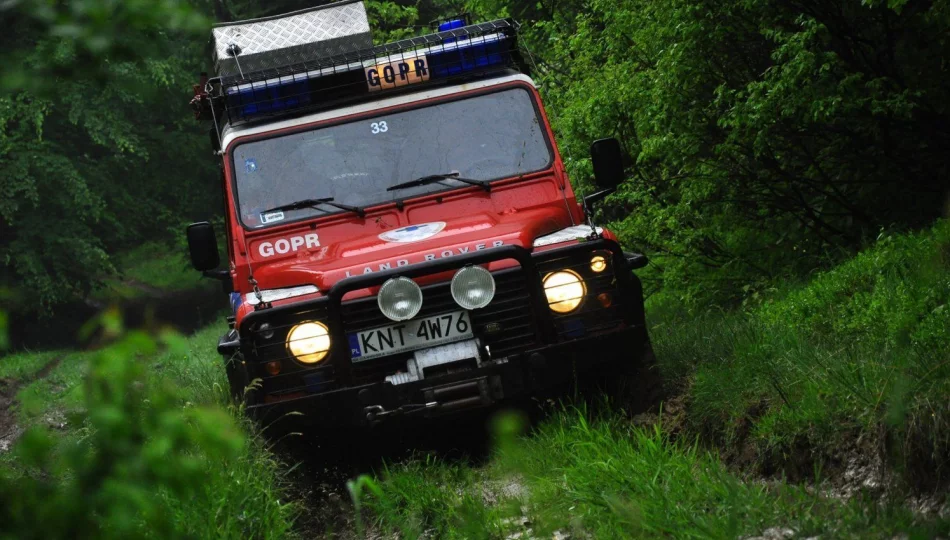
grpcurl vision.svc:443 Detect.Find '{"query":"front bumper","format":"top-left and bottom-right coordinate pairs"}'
top-left (246, 324), bottom-right (647, 430)
top-left (233, 238), bottom-right (650, 431)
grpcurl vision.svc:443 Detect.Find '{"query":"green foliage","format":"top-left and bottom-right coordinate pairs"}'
top-left (0, 329), bottom-right (236, 537)
top-left (365, 1), bottom-right (420, 42)
top-left (757, 222), bottom-right (950, 350)
top-left (1, 0), bottom-right (208, 88)
top-left (0, 349), bottom-right (61, 380)
top-left (653, 220), bottom-right (950, 488)
top-left (0, 1), bottom-right (219, 314)
top-left (91, 241), bottom-right (208, 302)
top-left (469, 0), bottom-right (950, 306)
top-left (0, 321), bottom-right (296, 539)
top-left (0, 310), bottom-right (8, 351)
top-left (0, 0), bottom-right (437, 317)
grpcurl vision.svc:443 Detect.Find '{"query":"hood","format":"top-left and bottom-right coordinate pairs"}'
top-left (243, 206), bottom-right (570, 293)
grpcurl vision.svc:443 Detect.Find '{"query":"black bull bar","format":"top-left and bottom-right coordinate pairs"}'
top-left (239, 238), bottom-right (644, 388)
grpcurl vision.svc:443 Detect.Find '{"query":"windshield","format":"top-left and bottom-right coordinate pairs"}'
top-left (232, 88), bottom-right (552, 228)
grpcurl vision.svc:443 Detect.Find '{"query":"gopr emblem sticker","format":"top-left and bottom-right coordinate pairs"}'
top-left (378, 221), bottom-right (447, 243)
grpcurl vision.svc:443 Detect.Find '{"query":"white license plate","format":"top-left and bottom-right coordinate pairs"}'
top-left (348, 311), bottom-right (473, 362)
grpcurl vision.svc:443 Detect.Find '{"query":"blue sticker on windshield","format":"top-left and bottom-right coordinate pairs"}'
top-left (245, 158), bottom-right (258, 173)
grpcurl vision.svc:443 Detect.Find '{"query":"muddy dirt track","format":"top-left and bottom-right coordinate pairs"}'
top-left (0, 379), bottom-right (19, 454)
top-left (270, 404), bottom-right (530, 537)
top-left (0, 355), bottom-right (64, 454)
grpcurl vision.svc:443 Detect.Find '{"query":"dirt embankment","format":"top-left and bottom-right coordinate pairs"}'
top-left (637, 388), bottom-right (949, 522)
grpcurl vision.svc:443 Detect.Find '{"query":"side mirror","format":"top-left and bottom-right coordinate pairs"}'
top-left (624, 252), bottom-right (648, 270)
top-left (186, 221), bottom-right (220, 272)
top-left (590, 138), bottom-right (625, 190)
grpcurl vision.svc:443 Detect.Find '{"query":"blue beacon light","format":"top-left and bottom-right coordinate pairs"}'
top-left (438, 18), bottom-right (466, 31)
top-left (437, 18), bottom-right (468, 45)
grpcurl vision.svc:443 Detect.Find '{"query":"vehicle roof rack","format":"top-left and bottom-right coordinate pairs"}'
top-left (192, 18), bottom-right (526, 134)
top-left (211, 0), bottom-right (374, 83)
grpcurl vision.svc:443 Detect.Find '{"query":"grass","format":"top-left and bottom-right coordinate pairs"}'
top-left (0, 322), bottom-right (298, 538)
top-left (14, 350), bottom-right (89, 425)
top-left (354, 456), bottom-right (518, 539)
top-left (150, 325), bottom-right (298, 538)
top-left (363, 406), bottom-right (949, 539)
top-left (0, 349), bottom-right (63, 380)
top-left (115, 242), bottom-right (206, 292)
top-left (361, 220), bottom-right (950, 538)
top-left (92, 241), bottom-right (207, 302)
top-left (652, 220), bottom-right (950, 488)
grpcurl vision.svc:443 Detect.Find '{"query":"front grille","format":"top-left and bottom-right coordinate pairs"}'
top-left (469, 276), bottom-right (536, 357)
top-left (342, 269), bottom-right (538, 384)
top-left (240, 240), bottom-right (636, 396)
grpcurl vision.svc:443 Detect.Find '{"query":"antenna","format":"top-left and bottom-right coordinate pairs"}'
top-left (226, 43), bottom-right (245, 79)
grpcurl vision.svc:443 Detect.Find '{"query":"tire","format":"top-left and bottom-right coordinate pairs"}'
top-left (223, 353), bottom-right (250, 406)
top-left (587, 339), bottom-right (663, 415)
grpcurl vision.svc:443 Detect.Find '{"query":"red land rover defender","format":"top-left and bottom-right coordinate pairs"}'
top-left (187, 1), bottom-right (655, 434)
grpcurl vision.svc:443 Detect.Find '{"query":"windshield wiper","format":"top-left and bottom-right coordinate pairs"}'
top-left (260, 197), bottom-right (366, 218)
top-left (386, 172), bottom-right (491, 192)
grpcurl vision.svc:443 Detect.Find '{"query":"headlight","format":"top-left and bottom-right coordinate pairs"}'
top-left (287, 321), bottom-right (331, 364)
top-left (542, 270), bottom-right (586, 313)
top-left (378, 276), bottom-right (423, 321)
top-left (590, 255), bottom-right (608, 273)
top-left (451, 266), bottom-right (496, 310)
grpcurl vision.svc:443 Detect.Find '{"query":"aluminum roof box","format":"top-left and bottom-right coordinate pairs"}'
top-left (211, 0), bottom-right (372, 82)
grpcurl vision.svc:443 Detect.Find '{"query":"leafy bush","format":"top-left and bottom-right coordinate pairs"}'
top-left (0, 1), bottom-right (217, 313)
top-left (0, 319), bottom-right (295, 539)
top-left (471, 0), bottom-right (950, 306)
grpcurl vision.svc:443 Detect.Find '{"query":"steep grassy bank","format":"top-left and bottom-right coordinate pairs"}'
top-left (361, 221), bottom-right (950, 538)
top-left (654, 220), bottom-right (950, 490)
top-left (361, 407), bottom-right (949, 539)
top-left (0, 321), bottom-right (297, 538)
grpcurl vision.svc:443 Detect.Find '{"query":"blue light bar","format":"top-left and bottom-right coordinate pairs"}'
top-left (219, 19), bottom-right (520, 122)
top-left (426, 34), bottom-right (505, 78)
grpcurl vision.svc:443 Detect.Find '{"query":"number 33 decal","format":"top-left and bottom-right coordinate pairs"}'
top-left (371, 121), bottom-right (388, 134)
